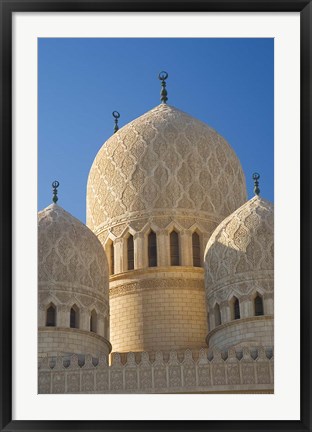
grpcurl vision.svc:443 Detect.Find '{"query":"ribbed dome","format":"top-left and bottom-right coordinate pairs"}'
top-left (87, 104), bottom-right (247, 233)
top-left (204, 195), bottom-right (274, 294)
top-left (38, 203), bottom-right (109, 298)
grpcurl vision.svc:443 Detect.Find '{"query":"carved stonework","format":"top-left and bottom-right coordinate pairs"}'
top-left (205, 196), bottom-right (274, 289)
top-left (110, 278), bottom-right (204, 298)
top-left (38, 204), bottom-right (109, 301)
top-left (67, 372), bottom-right (80, 393)
top-left (38, 347), bottom-right (273, 394)
top-left (52, 372), bottom-right (65, 393)
top-left (38, 372), bottom-right (51, 393)
top-left (87, 104), bottom-right (247, 233)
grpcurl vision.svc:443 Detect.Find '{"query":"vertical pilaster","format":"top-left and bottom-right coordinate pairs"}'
top-left (157, 231), bottom-right (169, 266)
top-left (98, 314), bottom-right (105, 337)
top-left (58, 305), bottom-right (70, 327)
top-left (220, 301), bottom-right (230, 323)
top-left (134, 233), bottom-right (145, 269)
top-left (80, 307), bottom-right (90, 331)
top-left (240, 296), bottom-right (251, 319)
top-left (114, 238), bottom-right (123, 274)
top-left (180, 230), bottom-right (192, 266)
top-left (264, 294), bottom-right (274, 315)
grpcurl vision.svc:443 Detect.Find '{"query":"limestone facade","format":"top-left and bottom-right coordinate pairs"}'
top-left (87, 104), bottom-right (248, 353)
top-left (38, 98), bottom-right (274, 394)
top-left (38, 327), bottom-right (111, 358)
top-left (109, 267), bottom-right (207, 352)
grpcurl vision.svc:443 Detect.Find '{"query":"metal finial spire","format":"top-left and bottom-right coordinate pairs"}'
top-left (112, 111), bottom-right (120, 133)
top-left (252, 173), bottom-right (260, 196)
top-left (52, 180), bottom-right (59, 203)
top-left (158, 71), bottom-right (168, 104)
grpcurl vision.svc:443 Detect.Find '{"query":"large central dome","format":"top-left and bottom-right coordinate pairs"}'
top-left (87, 104), bottom-right (247, 234)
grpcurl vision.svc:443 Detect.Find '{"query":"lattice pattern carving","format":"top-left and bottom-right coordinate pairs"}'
top-left (87, 104), bottom-right (247, 233)
top-left (38, 204), bottom-right (109, 298)
top-left (204, 196), bottom-right (274, 293)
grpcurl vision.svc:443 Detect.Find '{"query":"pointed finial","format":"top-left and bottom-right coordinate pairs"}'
top-left (52, 180), bottom-right (59, 203)
top-left (112, 111), bottom-right (120, 133)
top-left (158, 71), bottom-right (168, 104)
top-left (252, 173), bottom-right (260, 196)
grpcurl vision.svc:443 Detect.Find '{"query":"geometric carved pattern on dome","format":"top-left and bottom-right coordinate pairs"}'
top-left (204, 196), bottom-right (274, 293)
top-left (38, 204), bottom-right (109, 298)
top-left (206, 274), bottom-right (274, 307)
top-left (87, 104), bottom-right (247, 232)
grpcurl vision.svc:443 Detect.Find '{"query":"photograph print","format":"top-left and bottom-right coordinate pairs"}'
top-left (38, 37), bottom-right (274, 394)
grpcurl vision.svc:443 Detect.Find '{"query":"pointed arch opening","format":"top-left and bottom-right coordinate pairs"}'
top-left (254, 293), bottom-right (264, 316)
top-left (192, 232), bottom-right (201, 267)
top-left (214, 303), bottom-right (221, 327)
top-left (148, 230), bottom-right (157, 267)
top-left (46, 304), bottom-right (56, 327)
top-left (170, 230), bottom-right (180, 266)
top-left (90, 309), bottom-right (97, 333)
top-left (127, 234), bottom-right (134, 270)
top-left (232, 297), bottom-right (240, 320)
top-left (70, 304), bottom-right (79, 329)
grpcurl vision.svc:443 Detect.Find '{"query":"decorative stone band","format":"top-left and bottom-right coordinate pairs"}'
top-left (109, 267), bottom-right (204, 298)
top-left (38, 347), bottom-right (273, 394)
top-left (38, 282), bottom-right (110, 311)
top-left (206, 271), bottom-right (274, 295)
top-left (93, 211), bottom-right (221, 238)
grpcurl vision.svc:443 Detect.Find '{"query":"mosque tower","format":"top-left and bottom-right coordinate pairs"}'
top-left (204, 174), bottom-right (274, 351)
top-left (86, 72), bottom-right (247, 354)
top-left (38, 182), bottom-right (111, 358)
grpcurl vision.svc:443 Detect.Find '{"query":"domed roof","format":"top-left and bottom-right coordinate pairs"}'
top-left (204, 195), bottom-right (274, 291)
top-left (87, 103), bottom-right (247, 233)
top-left (38, 203), bottom-right (109, 297)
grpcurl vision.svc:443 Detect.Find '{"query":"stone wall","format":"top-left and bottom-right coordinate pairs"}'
top-left (109, 267), bottom-right (208, 353)
top-left (38, 327), bottom-right (112, 358)
top-left (207, 316), bottom-right (274, 351)
top-left (38, 346), bottom-right (273, 394)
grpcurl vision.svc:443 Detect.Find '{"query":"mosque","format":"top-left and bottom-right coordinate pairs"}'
top-left (38, 72), bottom-right (274, 394)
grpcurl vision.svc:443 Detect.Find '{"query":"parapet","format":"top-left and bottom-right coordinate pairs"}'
top-left (38, 346), bottom-right (273, 394)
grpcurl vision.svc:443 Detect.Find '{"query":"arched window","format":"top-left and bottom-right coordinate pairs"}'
top-left (148, 231), bottom-right (157, 267)
top-left (110, 242), bottom-right (115, 275)
top-left (46, 304), bottom-right (56, 327)
top-left (192, 232), bottom-right (201, 267)
top-left (90, 310), bottom-right (97, 333)
top-left (233, 297), bottom-right (240, 320)
top-left (214, 303), bottom-right (221, 327)
top-left (127, 235), bottom-right (134, 270)
top-left (70, 305), bottom-right (79, 329)
top-left (170, 230), bottom-right (180, 266)
top-left (255, 294), bottom-right (264, 316)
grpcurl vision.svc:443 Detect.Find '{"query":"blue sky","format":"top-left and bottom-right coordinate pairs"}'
top-left (38, 38), bottom-right (274, 223)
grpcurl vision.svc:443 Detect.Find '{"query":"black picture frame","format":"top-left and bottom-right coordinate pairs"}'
top-left (1, 1), bottom-right (311, 431)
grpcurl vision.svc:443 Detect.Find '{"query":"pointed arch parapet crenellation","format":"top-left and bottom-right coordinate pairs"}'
top-left (38, 346), bottom-right (273, 394)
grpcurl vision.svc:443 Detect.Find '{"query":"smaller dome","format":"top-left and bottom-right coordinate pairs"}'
top-left (38, 203), bottom-right (111, 358)
top-left (204, 195), bottom-right (274, 294)
top-left (38, 203), bottom-right (109, 299)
